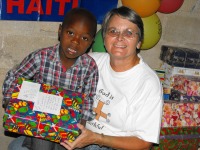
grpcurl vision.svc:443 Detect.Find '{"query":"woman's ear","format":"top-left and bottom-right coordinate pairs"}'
top-left (136, 41), bottom-right (142, 49)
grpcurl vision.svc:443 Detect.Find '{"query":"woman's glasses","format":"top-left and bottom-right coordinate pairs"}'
top-left (107, 28), bottom-right (139, 39)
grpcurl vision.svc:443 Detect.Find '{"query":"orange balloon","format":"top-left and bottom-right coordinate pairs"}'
top-left (121, 0), bottom-right (161, 18)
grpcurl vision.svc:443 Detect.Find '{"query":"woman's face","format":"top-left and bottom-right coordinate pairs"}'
top-left (104, 15), bottom-right (141, 60)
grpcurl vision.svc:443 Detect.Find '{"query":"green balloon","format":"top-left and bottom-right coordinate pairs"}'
top-left (92, 29), bottom-right (107, 52)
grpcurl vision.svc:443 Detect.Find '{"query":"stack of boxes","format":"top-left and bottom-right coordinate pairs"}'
top-left (152, 45), bottom-right (200, 150)
top-left (160, 45), bottom-right (200, 102)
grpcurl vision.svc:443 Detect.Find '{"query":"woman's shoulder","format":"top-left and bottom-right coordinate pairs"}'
top-left (88, 52), bottom-right (109, 63)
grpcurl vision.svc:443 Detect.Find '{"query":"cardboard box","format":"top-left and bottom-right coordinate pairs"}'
top-left (3, 78), bottom-right (84, 143)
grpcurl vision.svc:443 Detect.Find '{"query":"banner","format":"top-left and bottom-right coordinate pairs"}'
top-left (0, 0), bottom-right (118, 24)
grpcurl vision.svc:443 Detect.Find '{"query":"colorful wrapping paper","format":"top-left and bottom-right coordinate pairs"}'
top-left (162, 101), bottom-right (200, 127)
top-left (152, 127), bottom-right (200, 150)
top-left (3, 78), bottom-right (84, 143)
top-left (169, 89), bottom-right (200, 102)
top-left (152, 138), bottom-right (200, 150)
top-left (160, 45), bottom-right (200, 69)
top-left (162, 62), bottom-right (200, 89)
top-left (152, 97), bottom-right (200, 149)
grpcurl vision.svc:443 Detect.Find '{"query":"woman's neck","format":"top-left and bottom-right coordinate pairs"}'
top-left (110, 55), bottom-right (140, 72)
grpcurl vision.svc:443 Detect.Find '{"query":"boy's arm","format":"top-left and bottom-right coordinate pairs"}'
top-left (2, 51), bottom-right (40, 110)
top-left (81, 61), bottom-right (99, 122)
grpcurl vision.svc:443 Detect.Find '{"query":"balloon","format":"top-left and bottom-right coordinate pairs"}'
top-left (141, 13), bottom-right (162, 50)
top-left (92, 29), bottom-right (106, 52)
top-left (121, 0), bottom-right (161, 18)
top-left (158, 0), bottom-right (184, 14)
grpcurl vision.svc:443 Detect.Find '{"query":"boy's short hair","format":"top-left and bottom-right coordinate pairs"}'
top-left (62, 8), bottom-right (97, 38)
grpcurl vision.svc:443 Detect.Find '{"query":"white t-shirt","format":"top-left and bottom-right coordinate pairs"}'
top-left (86, 52), bottom-right (163, 144)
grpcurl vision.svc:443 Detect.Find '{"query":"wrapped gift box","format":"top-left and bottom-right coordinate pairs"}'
top-left (162, 63), bottom-right (200, 101)
top-left (161, 101), bottom-right (200, 127)
top-left (168, 89), bottom-right (200, 102)
top-left (164, 75), bottom-right (200, 101)
top-left (162, 62), bottom-right (200, 88)
top-left (152, 101), bottom-right (200, 150)
top-left (3, 78), bottom-right (84, 143)
top-left (160, 45), bottom-right (187, 67)
top-left (160, 45), bottom-right (200, 68)
top-left (154, 69), bottom-right (165, 85)
top-left (152, 127), bottom-right (200, 150)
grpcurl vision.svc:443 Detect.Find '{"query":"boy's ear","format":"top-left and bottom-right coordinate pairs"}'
top-left (58, 24), bottom-right (62, 41)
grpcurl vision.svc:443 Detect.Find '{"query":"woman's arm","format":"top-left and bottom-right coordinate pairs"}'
top-left (61, 123), bottom-right (152, 150)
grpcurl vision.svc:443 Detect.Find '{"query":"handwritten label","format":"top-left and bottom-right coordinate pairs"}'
top-left (33, 92), bottom-right (63, 115)
top-left (18, 81), bottom-right (41, 102)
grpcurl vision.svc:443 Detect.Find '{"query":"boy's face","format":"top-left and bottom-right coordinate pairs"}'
top-left (58, 18), bottom-right (94, 60)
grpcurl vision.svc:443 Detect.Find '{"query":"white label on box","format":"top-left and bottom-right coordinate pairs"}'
top-left (18, 81), bottom-right (41, 102)
top-left (33, 92), bottom-right (63, 115)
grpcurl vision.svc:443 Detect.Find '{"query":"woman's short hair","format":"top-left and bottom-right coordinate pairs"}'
top-left (101, 6), bottom-right (144, 53)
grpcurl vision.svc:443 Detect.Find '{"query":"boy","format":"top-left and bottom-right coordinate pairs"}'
top-left (3, 8), bottom-right (98, 150)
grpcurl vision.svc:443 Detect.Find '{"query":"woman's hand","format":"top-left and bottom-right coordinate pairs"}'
top-left (60, 123), bottom-right (100, 150)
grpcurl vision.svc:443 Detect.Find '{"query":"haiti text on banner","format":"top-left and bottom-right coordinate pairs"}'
top-left (0, 0), bottom-right (118, 24)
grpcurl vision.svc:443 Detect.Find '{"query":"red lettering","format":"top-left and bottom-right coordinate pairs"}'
top-left (72, 0), bottom-right (79, 8)
top-left (46, 0), bottom-right (53, 15)
top-left (26, 0), bottom-right (44, 15)
top-left (55, 0), bottom-right (70, 15)
top-left (6, 0), bottom-right (80, 17)
top-left (7, 0), bottom-right (24, 14)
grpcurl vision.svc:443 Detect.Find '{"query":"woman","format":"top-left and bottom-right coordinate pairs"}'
top-left (61, 6), bottom-right (163, 150)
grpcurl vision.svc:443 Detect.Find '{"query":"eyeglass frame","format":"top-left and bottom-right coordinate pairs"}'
top-left (106, 27), bottom-right (139, 39)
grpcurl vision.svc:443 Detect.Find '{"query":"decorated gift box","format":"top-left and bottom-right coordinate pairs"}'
top-left (173, 75), bottom-right (200, 96)
top-left (152, 127), bottom-right (200, 150)
top-left (154, 69), bottom-right (165, 85)
top-left (161, 63), bottom-right (200, 101)
top-left (160, 45), bottom-right (200, 69)
top-left (3, 78), bottom-right (84, 143)
top-left (161, 101), bottom-right (200, 127)
top-left (163, 73), bottom-right (200, 100)
top-left (169, 89), bottom-right (200, 102)
top-left (152, 101), bottom-right (200, 150)
top-left (162, 62), bottom-right (200, 88)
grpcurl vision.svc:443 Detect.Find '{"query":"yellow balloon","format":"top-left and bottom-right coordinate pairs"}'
top-left (121, 0), bottom-right (160, 18)
top-left (141, 13), bottom-right (162, 50)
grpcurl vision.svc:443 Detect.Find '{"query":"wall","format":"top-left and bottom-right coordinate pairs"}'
top-left (0, 0), bottom-right (200, 149)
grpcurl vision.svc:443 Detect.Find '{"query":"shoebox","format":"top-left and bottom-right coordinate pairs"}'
top-left (160, 62), bottom-right (200, 101)
top-left (161, 101), bottom-right (200, 127)
top-left (162, 62), bottom-right (200, 88)
top-left (160, 45), bottom-right (186, 67)
top-left (169, 89), bottom-right (200, 102)
top-left (3, 78), bottom-right (84, 143)
top-left (152, 100), bottom-right (200, 150)
top-left (152, 127), bottom-right (200, 150)
top-left (161, 62), bottom-right (200, 101)
top-left (154, 69), bottom-right (165, 85)
top-left (160, 45), bottom-right (200, 69)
